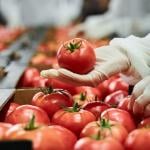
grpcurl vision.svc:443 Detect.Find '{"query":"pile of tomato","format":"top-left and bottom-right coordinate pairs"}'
top-left (0, 27), bottom-right (149, 150)
top-left (0, 26), bottom-right (24, 51)
top-left (0, 80), bottom-right (150, 150)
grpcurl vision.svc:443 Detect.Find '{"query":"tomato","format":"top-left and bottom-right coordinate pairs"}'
top-left (74, 137), bottom-right (124, 150)
top-left (80, 119), bottom-right (128, 143)
top-left (101, 108), bottom-right (136, 132)
top-left (108, 78), bottom-right (129, 94)
top-left (117, 96), bottom-right (131, 111)
top-left (5, 118), bottom-right (77, 150)
top-left (138, 117), bottom-right (150, 128)
top-left (125, 128), bottom-right (150, 150)
top-left (96, 75), bottom-right (119, 99)
top-left (82, 101), bottom-right (110, 119)
top-left (5, 105), bottom-right (50, 125)
top-left (0, 102), bottom-right (20, 121)
top-left (104, 90), bottom-right (128, 106)
top-left (19, 68), bottom-right (40, 87)
top-left (75, 86), bottom-right (102, 100)
top-left (73, 92), bottom-right (89, 106)
top-left (57, 38), bottom-right (96, 74)
top-left (32, 76), bottom-right (48, 87)
top-left (32, 88), bottom-right (73, 118)
top-left (0, 123), bottom-right (12, 139)
top-left (46, 78), bottom-right (76, 95)
top-left (52, 103), bottom-right (96, 136)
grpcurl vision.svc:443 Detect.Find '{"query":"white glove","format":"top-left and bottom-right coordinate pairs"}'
top-left (70, 15), bottom-right (150, 39)
top-left (129, 76), bottom-right (150, 117)
top-left (41, 34), bottom-right (150, 87)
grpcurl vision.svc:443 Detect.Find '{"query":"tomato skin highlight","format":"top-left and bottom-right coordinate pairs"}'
top-left (101, 108), bottom-right (136, 132)
top-left (57, 38), bottom-right (96, 74)
top-left (125, 128), bottom-right (150, 150)
top-left (52, 108), bottom-right (96, 136)
top-left (80, 119), bottom-right (128, 143)
top-left (32, 89), bottom-right (73, 118)
top-left (5, 105), bottom-right (50, 125)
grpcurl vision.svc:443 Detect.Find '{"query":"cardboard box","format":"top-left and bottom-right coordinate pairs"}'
top-left (0, 88), bottom-right (43, 111)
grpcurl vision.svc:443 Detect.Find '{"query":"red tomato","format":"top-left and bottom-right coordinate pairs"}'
top-left (74, 137), bottom-right (124, 150)
top-left (5, 124), bottom-right (77, 150)
top-left (52, 103), bottom-right (96, 136)
top-left (96, 75), bottom-right (119, 99)
top-left (118, 96), bottom-right (131, 111)
top-left (80, 119), bottom-right (128, 143)
top-left (104, 90), bottom-right (128, 106)
top-left (57, 38), bottom-right (96, 74)
top-left (0, 123), bottom-right (12, 139)
top-left (138, 117), bottom-right (150, 128)
top-left (82, 101), bottom-right (110, 119)
top-left (5, 105), bottom-right (50, 125)
top-left (0, 102), bottom-right (20, 121)
top-left (75, 86), bottom-right (102, 100)
top-left (125, 128), bottom-right (150, 150)
top-left (101, 108), bottom-right (136, 132)
top-left (32, 76), bottom-right (48, 87)
top-left (108, 78), bottom-right (129, 94)
top-left (19, 68), bottom-right (40, 87)
top-left (46, 78), bottom-right (76, 95)
top-left (32, 88), bottom-right (73, 118)
top-left (73, 92), bottom-right (89, 106)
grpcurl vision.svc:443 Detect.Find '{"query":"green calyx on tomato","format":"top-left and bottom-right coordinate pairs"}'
top-left (91, 131), bottom-right (101, 140)
top-left (80, 92), bottom-right (87, 101)
top-left (41, 87), bottom-right (53, 94)
top-left (65, 41), bottom-right (82, 53)
top-left (100, 118), bottom-right (113, 129)
top-left (24, 115), bottom-right (38, 131)
top-left (64, 102), bottom-right (80, 112)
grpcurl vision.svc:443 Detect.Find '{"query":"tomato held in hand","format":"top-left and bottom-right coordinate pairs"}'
top-left (52, 103), bottom-right (96, 136)
top-left (74, 137), bottom-right (124, 150)
top-left (125, 128), bottom-right (150, 150)
top-left (80, 119), bottom-right (128, 143)
top-left (5, 117), bottom-right (77, 150)
top-left (5, 105), bottom-right (50, 125)
top-left (57, 38), bottom-right (96, 74)
top-left (101, 108), bottom-right (136, 132)
top-left (32, 88), bottom-right (73, 118)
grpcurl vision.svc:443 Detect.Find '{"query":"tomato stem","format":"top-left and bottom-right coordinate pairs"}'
top-left (65, 41), bottom-right (82, 53)
top-left (100, 118), bottom-right (112, 129)
top-left (24, 115), bottom-right (38, 130)
top-left (80, 92), bottom-right (86, 101)
top-left (91, 131), bottom-right (101, 140)
top-left (64, 102), bottom-right (80, 112)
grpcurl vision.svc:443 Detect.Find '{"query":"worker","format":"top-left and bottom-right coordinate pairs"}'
top-left (70, 0), bottom-right (150, 38)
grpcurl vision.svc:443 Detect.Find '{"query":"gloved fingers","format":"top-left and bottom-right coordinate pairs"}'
top-left (144, 104), bottom-right (150, 117)
top-left (41, 68), bottom-right (106, 87)
top-left (132, 76), bottom-right (150, 99)
top-left (132, 89), bottom-right (150, 115)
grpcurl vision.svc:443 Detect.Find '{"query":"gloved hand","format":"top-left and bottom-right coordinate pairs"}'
top-left (41, 34), bottom-right (150, 87)
top-left (129, 76), bottom-right (150, 117)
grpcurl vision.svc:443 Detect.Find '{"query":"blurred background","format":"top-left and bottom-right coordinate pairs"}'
top-left (0, 0), bottom-right (149, 38)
